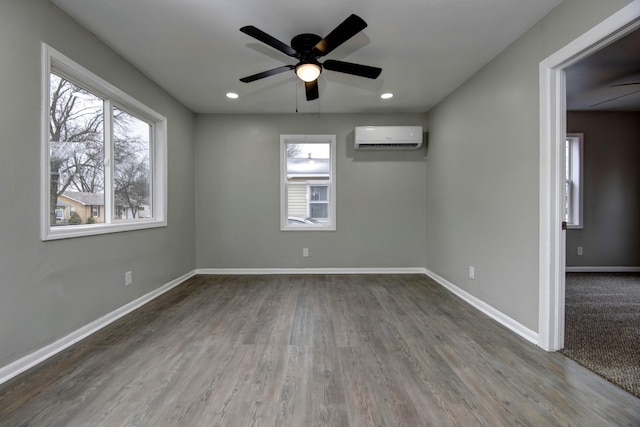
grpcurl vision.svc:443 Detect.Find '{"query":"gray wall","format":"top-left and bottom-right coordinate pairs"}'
top-left (566, 111), bottom-right (640, 267)
top-left (195, 114), bottom-right (427, 269)
top-left (0, 0), bottom-right (195, 367)
top-left (424, 0), bottom-right (633, 331)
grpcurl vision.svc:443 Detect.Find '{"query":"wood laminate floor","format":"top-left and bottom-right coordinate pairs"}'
top-left (0, 274), bottom-right (638, 426)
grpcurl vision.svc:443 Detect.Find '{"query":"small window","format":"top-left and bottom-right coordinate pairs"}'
top-left (42, 44), bottom-right (167, 240)
top-left (281, 135), bottom-right (336, 230)
top-left (565, 133), bottom-right (583, 229)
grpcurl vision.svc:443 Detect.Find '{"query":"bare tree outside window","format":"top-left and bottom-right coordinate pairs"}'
top-left (113, 107), bottom-right (152, 219)
top-left (49, 74), bottom-right (153, 225)
top-left (49, 74), bottom-right (104, 225)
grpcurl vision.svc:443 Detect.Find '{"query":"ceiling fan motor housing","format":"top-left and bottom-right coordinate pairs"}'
top-left (291, 33), bottom-right (322, 56)
top-left (291, 33), bottom-right (324, 70)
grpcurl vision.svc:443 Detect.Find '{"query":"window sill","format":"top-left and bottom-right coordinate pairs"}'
top-left (281, 224), bottom-right (336, 232)
top-left (43, 219), bottom-right (166, 241)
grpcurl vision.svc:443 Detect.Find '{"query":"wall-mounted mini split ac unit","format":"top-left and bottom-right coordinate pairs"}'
top-left (354, 126), bottom-right (423, 150)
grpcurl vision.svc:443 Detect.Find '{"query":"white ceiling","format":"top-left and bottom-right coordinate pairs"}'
top-left (51, 0), bottom-right (564, 114)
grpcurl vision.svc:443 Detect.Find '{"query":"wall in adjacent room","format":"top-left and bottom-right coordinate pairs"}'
top-left (194, 113), bottom-right (427, 269)
top-left (566, 111), bottom-right (640, 268)
top-left (0, 0), bottom-right (195, 368)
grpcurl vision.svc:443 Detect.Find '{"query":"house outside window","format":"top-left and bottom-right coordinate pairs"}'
top-left (309, 185), bottom-right (329, 219)
top-left (565, 133), bottom-right (583, 229)
top-left (280, 135), bottom-right (336, 230)
top-left (42, 44), bottom-right (167, 240)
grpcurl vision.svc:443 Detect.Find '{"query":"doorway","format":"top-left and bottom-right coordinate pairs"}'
top-left (538, 1), bottom-right (640, 351)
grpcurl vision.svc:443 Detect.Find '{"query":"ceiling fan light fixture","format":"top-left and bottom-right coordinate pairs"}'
top-left (296, 63), bottom-right (321, 82)
top-left (239, 15), bottom-right (381, 101)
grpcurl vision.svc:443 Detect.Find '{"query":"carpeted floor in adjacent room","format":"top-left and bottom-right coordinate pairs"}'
top-left (562, 272), bottom-right (640, 398)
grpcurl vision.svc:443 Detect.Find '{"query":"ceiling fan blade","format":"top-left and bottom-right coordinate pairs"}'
top-left (305, 80), bottom-right (319, 101)
top-left (609, 71), bottom-right (640, 88)
top-left (610, 82), bottom-right (640, 87)
top-left (323, 59), bottom-right (382, 79)
top-left (590, 88), bottom-right (640, 107)
top-left (239, 65), bottom-right (294, 83)
top-left (240, 26), bottom-right (297, 57)
top-left (314, 14), bottom-right (367, 57)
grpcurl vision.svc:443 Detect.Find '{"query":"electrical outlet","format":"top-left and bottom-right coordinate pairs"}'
top-left (469, 266), bottom-right (475, 280)
top-left (577, 246), bottom-right (583, 256)
top-left (125, 271), bottom-right (132, 286)
top-left (303, 248), bottom-right (309, 257)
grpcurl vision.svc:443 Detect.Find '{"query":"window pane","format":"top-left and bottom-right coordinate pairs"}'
top-left (285, 143), bottom-right (331, 222)
top-left (309, 203), bottom-right (328, 219)
top-left (281, 135), bottom-right (335, 231)
top-left (565, 134), bottom-right (583, 228)
top-left (286, 143), bottom-right (330, 181)
top-left (565, 181), bottom-right (571, 222)
top-left (310, 186), bottom-right (328, 201)
top-left (565, 139), bottom-right (571, 181)
top-left (49, 73), bottom-right (104, 226)
top-left (113, 107), bottom-right (152, 220)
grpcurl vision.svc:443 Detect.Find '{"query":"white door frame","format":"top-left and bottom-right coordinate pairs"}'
top-left (538, 0), bottom-right (640, 351)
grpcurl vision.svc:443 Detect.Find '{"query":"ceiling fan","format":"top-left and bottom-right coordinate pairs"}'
top-left (239, 14), bottom-right (382, 101)
top-left (590, 71), bottom-right (640, 107)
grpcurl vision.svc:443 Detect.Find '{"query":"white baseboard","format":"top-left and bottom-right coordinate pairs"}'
top-left (0, 270), bottom-right (197, 386)
top-left (565, 266), bottom-right (640, 273)
top-left (196, 267), bottom-right (429, 275)
top-left (424, 269), bottom-right (539, 346)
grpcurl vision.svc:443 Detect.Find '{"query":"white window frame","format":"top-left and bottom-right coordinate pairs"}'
top-left (41, 44), bottom-right (167, 241)
top-left (565, 133), bottom-right (583, 229)
top-left (280, 134), bottom-right (336, 231)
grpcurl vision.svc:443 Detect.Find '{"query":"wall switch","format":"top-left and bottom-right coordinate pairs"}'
top-left (469, 266), bottom-right (475, 280)
top-left (125, 271), bottom-right (132, 286)
top-left (303, 248), bottom-right (309, 257)
top-left (577, 246), bottom-right (583, 256)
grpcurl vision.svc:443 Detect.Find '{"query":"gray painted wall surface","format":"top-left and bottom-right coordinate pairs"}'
top-left (0, 0), bottom-right (195, 367)
top-left (566, 112), bottom-right (640, 267)
top-left (424, 0), bottom-right (632, 331)
top-left (195, 114), bottom-right (427, 269)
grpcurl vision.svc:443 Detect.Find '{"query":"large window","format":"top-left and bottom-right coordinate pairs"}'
top-left (42, 45), bottom-right (166, 240)
top-left (280, 135), bottom-right (336, 230)
top-left (565, 133), bottom-right (583, 229)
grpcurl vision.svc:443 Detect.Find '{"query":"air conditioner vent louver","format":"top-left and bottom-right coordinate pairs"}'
top-left (357, 143), bottom-right (419, 149)
top-left (354, 126), bottom-right (423, 150)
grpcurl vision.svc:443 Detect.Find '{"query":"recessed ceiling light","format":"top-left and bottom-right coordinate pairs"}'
top-left (381, 93), bottom-right (393, 99)
top-left (226, 92), bottom-right (239, 99)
